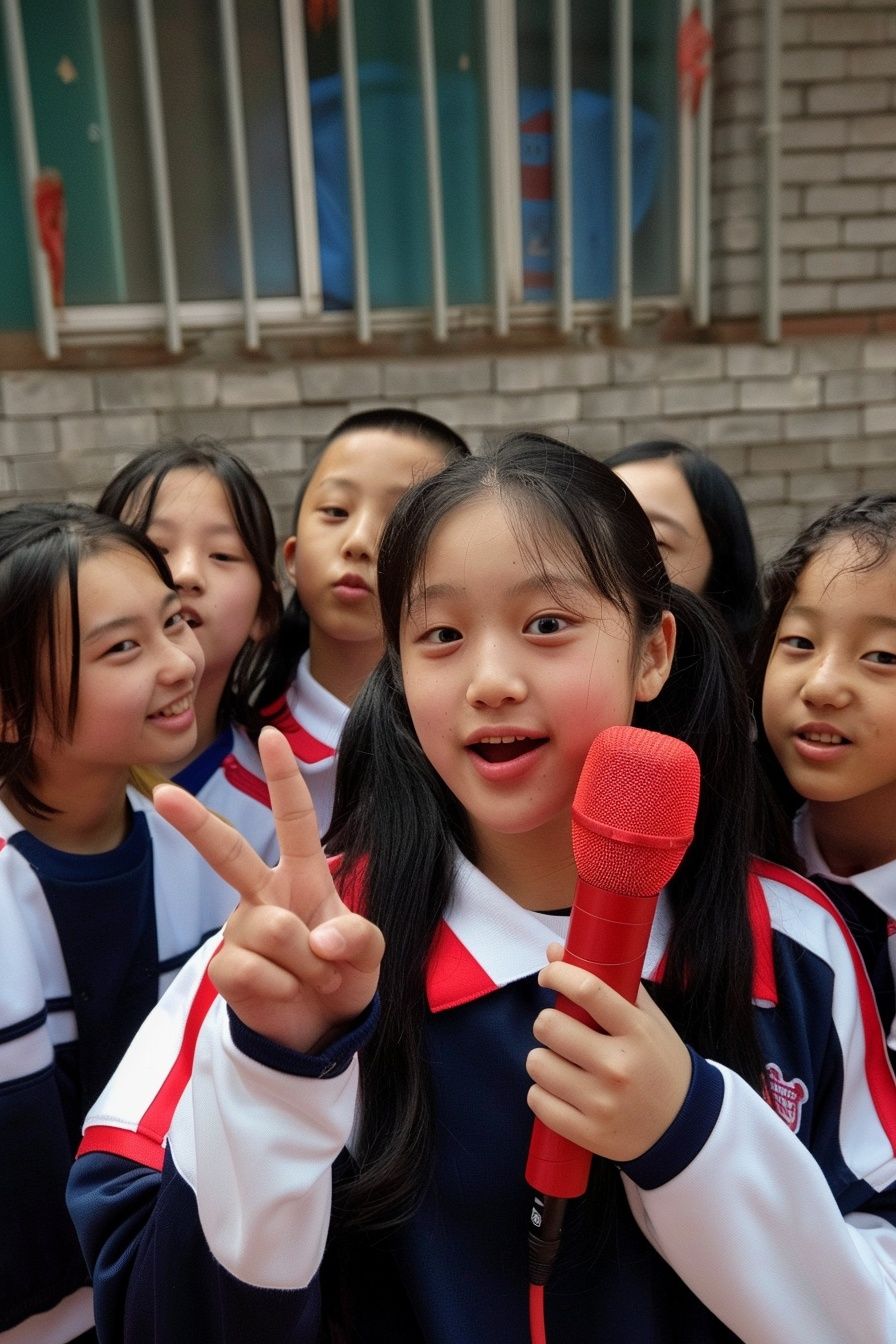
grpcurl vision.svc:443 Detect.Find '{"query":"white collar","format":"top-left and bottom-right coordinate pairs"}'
top-left (426, 851), bottom-right (673, 1012)
top-left (794, 806), bottom-right (896, 922)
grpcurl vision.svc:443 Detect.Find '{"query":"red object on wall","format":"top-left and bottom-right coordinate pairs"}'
top-left (34, 170), bottom-right (66, 307)
top-left (306, 0), bottom-right (338, 36)
top-left (677, 8), bottom-right (713, 116)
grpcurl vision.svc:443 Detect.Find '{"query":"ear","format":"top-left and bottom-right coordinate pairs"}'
top-left (634, 610), bottom-right (676, 703)
top-left (282, 534), bottom-right (298, 587)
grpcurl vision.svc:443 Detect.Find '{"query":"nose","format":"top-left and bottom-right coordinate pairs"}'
top-left (800, 654), bottom-right (851, 710)
top-left (341, 509), bottom-right (378, 562)
top-left (465, 640), bottom-right (527, 709)
top-left (168, 545), bottom-right (204, 594)
top-left (159, 630), bottom-right (203, 687)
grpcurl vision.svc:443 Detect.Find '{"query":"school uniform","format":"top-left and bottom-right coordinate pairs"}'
top-left (173, 723), bottom-right (279, 865)
top-left (794, 805), bottom-right (896, 1059)
top-left (0, 791), bottom-right (241, 1344)
top-left (69, 854), bottom-right (896, 1344)
top-left (261, 651), bottom-right (347, 835)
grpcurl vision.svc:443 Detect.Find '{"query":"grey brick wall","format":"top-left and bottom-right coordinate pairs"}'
top-left (1, 339), bottom-right (893, 562)
top-left (713, 0), bottom-right (896, 318)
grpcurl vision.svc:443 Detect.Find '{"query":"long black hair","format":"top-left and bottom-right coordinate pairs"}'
top-left (255, 407), bottom-right (469, 710)
top-left (751, 492), bottom-right (896, 865)
top-left (604, 440), bottom-right (763, 664)
top-left (97, 437), bottom-right (281, 734)
top-left (0, 502), bottom-right (176, 818)
top-left (327, 432), bottom-right (763, 1233)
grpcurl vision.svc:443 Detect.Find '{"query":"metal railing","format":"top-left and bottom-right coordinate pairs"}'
top-left (3, 0), bottom-right (701, 357)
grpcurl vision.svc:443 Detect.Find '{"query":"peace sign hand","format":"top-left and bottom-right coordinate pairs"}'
top-left (153, 726), bottom-right (384, 1054)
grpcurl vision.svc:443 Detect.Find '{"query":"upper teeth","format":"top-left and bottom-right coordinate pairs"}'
top-left (803, 731), bottom-right (846, 744)
top-left (480, 735), bottom-right (529, 744)
top-left (158, 695), bottom-right (192, 718)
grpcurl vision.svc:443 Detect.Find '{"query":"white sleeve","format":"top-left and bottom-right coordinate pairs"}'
top-left (166, 996), bottom-right (360, 1290)
top-left (624, 1064), bottom-right (896, 1344)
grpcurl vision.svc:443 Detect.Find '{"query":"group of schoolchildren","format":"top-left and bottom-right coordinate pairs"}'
top-left (2, 410), bottom-right (896, 1344)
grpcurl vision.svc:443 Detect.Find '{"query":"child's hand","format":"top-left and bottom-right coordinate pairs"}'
top-left (153, 726), bottom-right (384, 1055)
top-left (526, 943), bottom-right (692, 1164)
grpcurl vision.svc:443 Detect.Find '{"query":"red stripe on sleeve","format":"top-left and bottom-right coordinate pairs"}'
top-left (751, 855), bottom-right (896, 1144)
top-left (77, 1124), bottom-right (166, 1172)
top-left (77, 965), bottom-right (221, 1167)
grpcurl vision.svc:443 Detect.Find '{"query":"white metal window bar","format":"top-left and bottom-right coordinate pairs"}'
top-left (694, 0), bottom-right (712, 329)
top-left (218, 0), bottom-right (260, 351)
top-left (280, 0), bottom-right (323, 316)
top-left (551, 0), bottom-right (573, 335)
top-left (612, 0), bottom-right (633, 334)
top-left (6, 2), bottom-right (697, 353)
top-left (415, 0), bottom-right (448, 341)
top-left (337, 0), bottom-right (371, 343)
top-left (134, 0), bottom-right (182, 353)
top-left (484, 0), bottom-right (522, 336)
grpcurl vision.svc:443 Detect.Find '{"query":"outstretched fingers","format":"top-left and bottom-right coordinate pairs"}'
top-left (153, 781), bottom-right (273, 907)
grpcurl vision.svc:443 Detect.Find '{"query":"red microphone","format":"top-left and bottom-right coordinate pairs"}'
top-left (525, 726), bottom-right (700, 1281)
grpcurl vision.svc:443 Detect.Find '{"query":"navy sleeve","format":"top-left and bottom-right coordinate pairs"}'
top-left (68, 1150), bottom-right (322, 1344)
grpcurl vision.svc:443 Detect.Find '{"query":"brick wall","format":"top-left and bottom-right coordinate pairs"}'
top-left (1, 336), bottom-right (894, 561)
top-left (713, 0), bottom-right (896, 319)
top-left (0, 2), bottom-right (894, 565)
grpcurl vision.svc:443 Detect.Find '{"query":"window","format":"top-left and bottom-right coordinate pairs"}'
top-left (0, 0), bottom-right (687, 345)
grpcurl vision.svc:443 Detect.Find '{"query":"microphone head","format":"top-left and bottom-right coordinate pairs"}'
top-left (572, 725), bottom-right (701, 897)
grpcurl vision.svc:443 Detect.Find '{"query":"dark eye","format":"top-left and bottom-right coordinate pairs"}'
top-left (321, 506), bottom-right (349, 519)
top-left (525, 615), bottom-right (569, 635)
top-left (780, 635), bottom-right (813, 650)
top-left (211, 552), bottom-right (240, 562)
top-left (865, 650), bottom-right (896, 665)
top-left (423, 626), bottom-right (461, 645)
top-left (165, 611), bottom-right (186, 630)
top-left (106, 639), bottom-right (138, 655)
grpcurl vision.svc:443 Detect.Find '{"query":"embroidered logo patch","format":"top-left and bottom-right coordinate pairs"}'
top-left (764, 1063), bottom-right (808, 1132)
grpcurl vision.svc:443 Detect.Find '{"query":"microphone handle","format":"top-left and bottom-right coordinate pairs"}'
top-left (525, 881), bottom-right (660, 1200)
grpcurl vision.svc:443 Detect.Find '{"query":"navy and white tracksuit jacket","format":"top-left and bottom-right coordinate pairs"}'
top-left (795, 806), bottom-right (896, 1064)
top-left (260, 652), bottom-right (347, 836)
top-left (172, 723), bottom-right (279, 866)
top-left (69, 854), bottom-right (896, 1343)
top-left (0, 791), bottom-right (242, 1344)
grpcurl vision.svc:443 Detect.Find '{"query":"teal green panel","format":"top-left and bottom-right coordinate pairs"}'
top-left (0, 22), bottom-right (35, 328)
top-left (23, 0), bottom-right (124, 304)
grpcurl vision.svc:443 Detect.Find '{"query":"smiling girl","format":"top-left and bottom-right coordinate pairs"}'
top-left (0, 504), bottom-right (245, 1344)
top-left (71, 440), bottom-right (896, 1343)
top-left (756, 493), bottom-right (896, 1060)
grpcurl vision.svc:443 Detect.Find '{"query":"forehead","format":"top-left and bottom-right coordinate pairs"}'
top-left (792, 536), bottom-right (896, 606)
top-left (145, 467), bottom-right (238, 525)
top-left (74, 545), bottom-right (165, 613)
top-left (418, 494), bottom-right (576, 585)
top-left (307, 429), bottom-right (446, 495)
top-left (612, 458), bottom-right (701, 530)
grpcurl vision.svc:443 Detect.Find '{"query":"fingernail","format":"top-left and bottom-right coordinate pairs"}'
top-left (313, 926), bottom-right (346, 956)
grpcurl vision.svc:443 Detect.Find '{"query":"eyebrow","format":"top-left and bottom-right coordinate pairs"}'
top-left (409, 572), bottom-right (591, 610)
top-left (311, 476), bottom-right (409, 500)
top-left (644, 509), bottom-right (691, 540)
top-left (150, 518), bottom-right (241, 539)
top-left (785, 602), bottom-right (896, 634)
top-left (83, 589), bottom-right (180, 644)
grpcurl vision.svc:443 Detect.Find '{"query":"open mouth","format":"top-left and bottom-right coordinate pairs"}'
top-left (469, 735), bottom-right (547, 764)
top-left (796, 730), bottom-right (850, 746)
top-left (180, 607), bottom-right (202, 629)
top-left (151, 693), bottom-right (193, 720)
